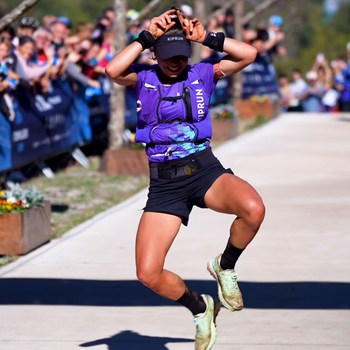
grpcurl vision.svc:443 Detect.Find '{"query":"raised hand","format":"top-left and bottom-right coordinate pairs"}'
top-left (148, 9), bottom-right (176, 39)
top-left (176, 10), bottom-right (206, 43)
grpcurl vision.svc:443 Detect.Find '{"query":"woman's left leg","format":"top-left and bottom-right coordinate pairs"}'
top-left (204, 173), bottom-right (265, 248)
top-left (204, 173), bottom-right (265, 311)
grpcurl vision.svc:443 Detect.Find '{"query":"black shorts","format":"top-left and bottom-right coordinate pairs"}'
top-left (144, 147), bottom-right (233, 226)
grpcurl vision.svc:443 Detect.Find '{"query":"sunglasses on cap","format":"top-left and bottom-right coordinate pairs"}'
top-left (20, 17), bottom-right (39, 29)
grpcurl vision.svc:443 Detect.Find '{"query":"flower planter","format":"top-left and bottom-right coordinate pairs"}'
top-left (211, 117), bottom-right (239, 142)
top-left (0, 201), bottom-right (51, 255)
top-left (99, 148), bottom-right (149, 176)
top-left (235, 99), bottom-right (280, 120)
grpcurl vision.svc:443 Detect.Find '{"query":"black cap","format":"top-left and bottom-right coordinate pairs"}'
top-left (155, 33), bottom-right (191, 59)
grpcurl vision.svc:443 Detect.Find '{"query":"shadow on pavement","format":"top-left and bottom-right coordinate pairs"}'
top-left (0, 278), bottom-right (349, 309)
top-left (79, 330), bottom-right (193, 350)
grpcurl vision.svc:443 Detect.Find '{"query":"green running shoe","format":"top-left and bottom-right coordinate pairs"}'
top-left (207, 254), bottom-right (243, 311)
top-left (194, 294), bottom-right (220, 350)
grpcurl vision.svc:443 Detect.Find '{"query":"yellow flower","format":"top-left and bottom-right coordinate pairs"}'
top-left (0, 190), bottom-right (5, 197)
top-left (6, 205), bottom-right (12, 211)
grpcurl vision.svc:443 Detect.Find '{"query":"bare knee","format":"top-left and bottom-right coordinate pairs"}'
top-left (136, 263), bottom-right (162, 290)
top-left (243, 198), bottom-right (265, 231)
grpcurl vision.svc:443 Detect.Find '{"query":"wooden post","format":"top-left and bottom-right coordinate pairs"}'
top-left (233, 0), bottom-right (244, 100)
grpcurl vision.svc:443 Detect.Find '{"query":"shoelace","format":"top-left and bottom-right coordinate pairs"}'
top-left (221, 270), bottom-right (240, 293)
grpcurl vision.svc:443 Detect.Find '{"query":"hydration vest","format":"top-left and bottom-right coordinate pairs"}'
top-left (133, 62), bottom-right (216, 147)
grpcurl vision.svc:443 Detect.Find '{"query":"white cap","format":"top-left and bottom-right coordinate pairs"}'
top-left (306, 71), bottom-right (318, 81)
top-left (181, 4), bottom-right (193, 17)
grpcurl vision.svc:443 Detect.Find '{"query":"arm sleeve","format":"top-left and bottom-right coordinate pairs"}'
top-left (193, 62), bottom-right (217, 96)
top-left (15, 59), bottom-right (29, 81)
top-left (66, 62), bottom-right (90, 87)
top-left (15, 54), bottom-right (49, 80)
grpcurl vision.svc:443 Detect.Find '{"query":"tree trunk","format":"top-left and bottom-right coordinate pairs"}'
top-left (127, 0), bottom-right (163, 30)
top-left (108, 0), bottom-right (127, 150)
top-left (242, 0), bottom-right (281, 25)
top-left (0, 0), bottom-right (41, 31)
top-left (233, 0), bottom-right (245, 99)
top-left (192, 0), bottom-right (206, 64)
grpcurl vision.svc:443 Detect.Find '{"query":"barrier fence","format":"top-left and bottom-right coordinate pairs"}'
top-left (0, 76), bottom-right (114, 173)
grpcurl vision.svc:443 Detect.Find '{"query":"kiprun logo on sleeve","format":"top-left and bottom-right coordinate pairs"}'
top-left (195, 89), bottom-right (205, 120)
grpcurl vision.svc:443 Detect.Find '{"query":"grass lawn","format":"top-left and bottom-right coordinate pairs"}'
top-left (0, 156), bottom-right (148, 268)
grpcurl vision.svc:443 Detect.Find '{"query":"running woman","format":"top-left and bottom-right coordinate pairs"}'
top-left (106, 8), bottom-right (265, 350)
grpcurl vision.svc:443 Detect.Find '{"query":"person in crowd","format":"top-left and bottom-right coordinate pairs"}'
top-left (289, 69), bottom-right (307, 112)
top-left (223, 9), bottom-right (234, 38)
top-left (14, 36), bottom-right (52, 81)
top-left (332, 58), bottom-right (346, 85)
top-left (56, 16), bottom-right (73, 36)
top-left (180, 4), bottom-right (193, 19)
top-left (278, 74), bottom-right (293, 112)
top-left (12, 16), bottom-right (40, 49)
top-left (211, 5), bottom-right (226, 33)
top-left (94, 30), bottom-right (114, 71)
top-left (42, 15), bottom-right (57, 31)
top-left (301, 71), bottom-right (325, 112)
top-left (126, 10), bottom-right (141, 45)
top-left (263, 15), bottom-right (286, 80)
top-left (63, 39), bottom-right (101, 89)
top-left (242, 22), bottom-right (258, 43)
top-left (16, 17), bottom-right (40, 39)
top-left (106, 8), bottom-right (263, 350)
top-left (243, 28), bottom-right (280, 102)
top-left (0, 37), bottom-right (18, 121)
top-left (51, 17), bottom-right (92, 52)
top-left (32, 27), bottom-right (53, 66)
top-left (322, 81), bottom-right (339, 112)
top-left (0, 26), bottom-right (16, 53)
top-left (335, 42), bottom-right (350, 112)
top-left (201, 17), bottom-right (221, 61)
top-left (102, 7), bottom-right (116, 24)
top-left (311, 53), bottom-right (332, 88)
top-left (81, 40), bottom-right (103, 79)
top-left (92, 15), bottom-right (112, 43)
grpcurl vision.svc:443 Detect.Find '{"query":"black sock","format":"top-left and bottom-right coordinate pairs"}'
top-left (220, 239), bottom-right (245, 270)
top-left (177, 288), bottom-right (206, 315)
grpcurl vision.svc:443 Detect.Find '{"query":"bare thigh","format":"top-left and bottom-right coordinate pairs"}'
top-left (204, 173), bottom-right (264, 217)
top-left (136, 212), bottom-right (182, 277)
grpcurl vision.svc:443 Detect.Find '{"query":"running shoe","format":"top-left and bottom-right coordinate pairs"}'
top-left (207, 254), bottom-right (243, 311)
top-left (194, 294), bottom-right (220, 350)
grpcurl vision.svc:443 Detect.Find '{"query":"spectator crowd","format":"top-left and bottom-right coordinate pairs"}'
top-left (278, 51), bottom-right (350, 113)
top-left (0, 3), bottom-right (350, 122)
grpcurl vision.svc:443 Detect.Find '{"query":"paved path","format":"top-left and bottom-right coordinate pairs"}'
top-left (1, 113), bottom-right (350, 350)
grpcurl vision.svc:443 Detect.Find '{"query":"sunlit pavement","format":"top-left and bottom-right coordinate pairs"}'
top-left (1, 112), bottom-right (350, 350)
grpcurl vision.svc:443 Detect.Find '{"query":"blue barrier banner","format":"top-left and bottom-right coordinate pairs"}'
top-left (0, 78), bottom-right (95, 173)
top-left (87, 76), bottom-right (110, 141)
top-left (242, 55), bottom-right (279, 99)
top-left (0, 111), bottom-right (12, 172)
top-left (11, 78), bottom-right (78, 169)
top-left (210, 76), bottom-right (232, 106)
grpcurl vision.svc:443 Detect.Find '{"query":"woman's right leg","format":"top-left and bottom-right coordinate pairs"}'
top-left (136, 211), bottom-right (219, 350)
top-left (136, 211), bottom-right (185, 300)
